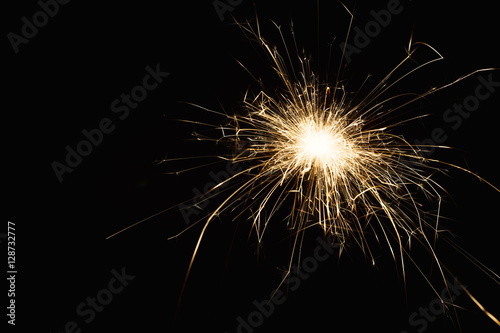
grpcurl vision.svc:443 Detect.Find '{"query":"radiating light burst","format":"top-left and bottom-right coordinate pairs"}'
top-left (106, 8), bottom-right (500, 329)
top-left (205, 21), bottom-right (444, 264)
top-left (169, 16), bottom-right (500, 327)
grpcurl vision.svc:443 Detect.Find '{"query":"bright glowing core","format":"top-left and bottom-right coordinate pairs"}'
top-left (297, 124), bottom-right (344, 163)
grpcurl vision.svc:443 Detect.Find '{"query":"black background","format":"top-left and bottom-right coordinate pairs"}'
top-left (5, 0), bottom-right (500, 332)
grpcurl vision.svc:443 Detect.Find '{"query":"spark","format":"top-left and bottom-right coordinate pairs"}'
top-left (172, 18), bottom-right (500, 327)
top-left (107, 8), bottom-right (500, 330)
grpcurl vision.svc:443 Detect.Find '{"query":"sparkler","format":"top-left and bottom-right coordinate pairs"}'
top-left (107, 7), bottom-right (500, 330)
top-left (175, 18), bottom-right (500, 326)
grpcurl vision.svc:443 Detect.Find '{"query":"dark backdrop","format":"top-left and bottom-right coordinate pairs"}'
top-left (5, 1), bottom-right (500, 332)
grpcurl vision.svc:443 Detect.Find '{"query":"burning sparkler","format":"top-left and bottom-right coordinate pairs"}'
top-left (107, 6), bottom-right (500, 330)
